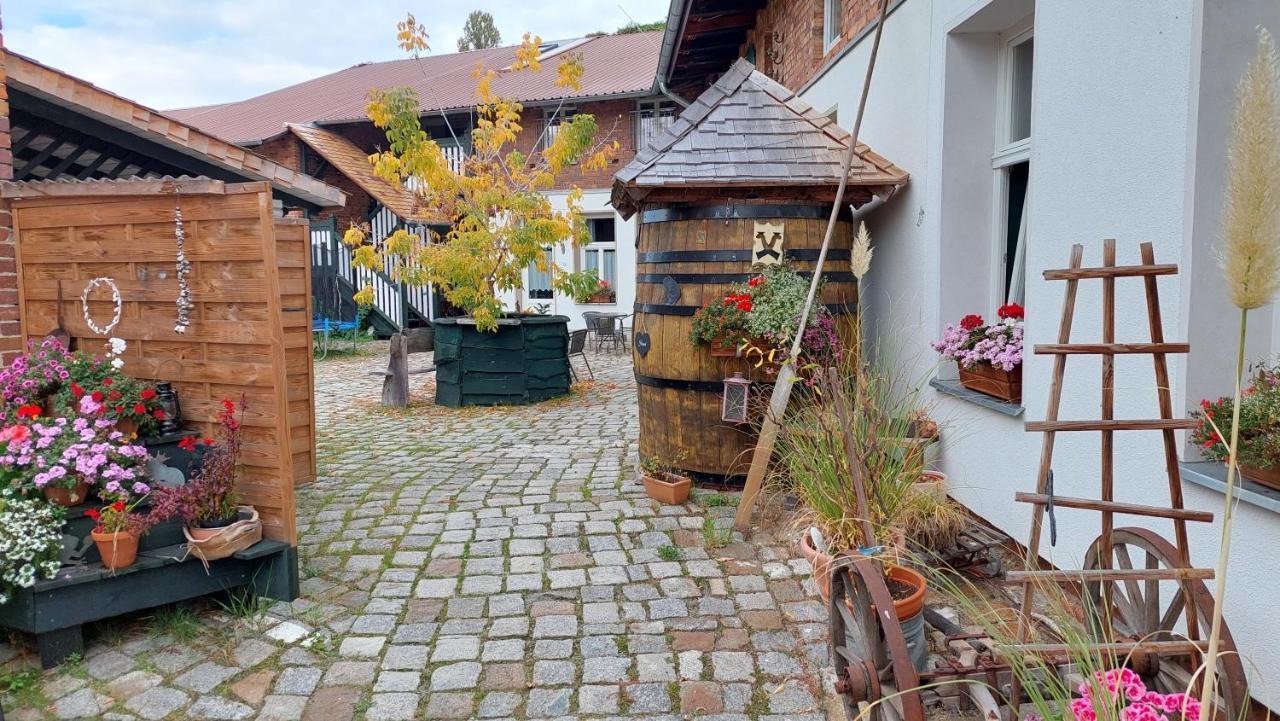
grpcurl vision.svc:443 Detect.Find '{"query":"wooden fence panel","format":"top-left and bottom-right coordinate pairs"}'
top-left (7, 180), bottom-right (312, 545)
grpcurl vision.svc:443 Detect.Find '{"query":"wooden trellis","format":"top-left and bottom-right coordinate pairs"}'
top-left (3, 178), bottom-right (315, 544)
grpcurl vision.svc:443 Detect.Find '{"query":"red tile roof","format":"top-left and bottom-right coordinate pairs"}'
top-left (169, 32), bottom-right (663, 145)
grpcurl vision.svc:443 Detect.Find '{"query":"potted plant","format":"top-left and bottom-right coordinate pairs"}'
top-left (0, 337), bottom-right (74, 422)
top-left (0, 410), bottom-right (151, 507)
top-left (558, 269), bottom-right (616, 304)
top-left (50, 339), bottom-right (166, 438)
top-left (0, 488), bottom-right (64, 605)
top-left (1191, 359), bottom-right (1280, 490)
top-left (87, 498), bottom-right (144, 570)
top-left (690, 295), bottom-right (751, 356)
top-left (640, 455), bottom-right (692, 505)
top-left (931, 303), bottom-right (1024, 403)
top-left (143, 399), bottom-right (261, 561)
top-left (345, 30), bottom-right (618, 406)
top-left (777, 282), bottom-right (963, 668)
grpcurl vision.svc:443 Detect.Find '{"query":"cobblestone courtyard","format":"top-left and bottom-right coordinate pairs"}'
top-left (1, 347), bottom-right (834, 721)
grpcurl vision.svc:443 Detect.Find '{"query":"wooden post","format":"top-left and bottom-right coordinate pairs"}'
top-left (382, 333), bottom-right (409, 407)
top-left (733, 0), bottom-right (890, 531)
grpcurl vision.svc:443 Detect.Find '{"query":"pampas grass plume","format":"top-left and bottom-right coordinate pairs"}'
top-left (852, 221), bottom-right (874, 281)
top-left (1221, 28), bottom-right (1280, 311)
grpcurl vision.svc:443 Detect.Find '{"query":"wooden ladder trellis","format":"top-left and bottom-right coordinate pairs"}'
top-left (1011, 240), bottom-right (1212, 673)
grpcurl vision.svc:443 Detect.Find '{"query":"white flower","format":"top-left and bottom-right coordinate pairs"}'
top-left (108, 337), bottom-right (127, 355)
top-left (110, 357), bottom-right (124, 370)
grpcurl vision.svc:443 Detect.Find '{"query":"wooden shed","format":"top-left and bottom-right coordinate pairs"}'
top-left (612, 59), bottom-right (909, 480)
top-left (2, 177), bottom-right (315, 544)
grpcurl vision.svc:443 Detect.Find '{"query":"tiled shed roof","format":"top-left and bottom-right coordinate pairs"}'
top-left (287, 124), bottom-right (438, 223)
top-left (5, 50), bottom-right (345, 209)
top-left (611, 59), bottom-right (908, 218)
top-left (168, 32), bottom-right (663, 145)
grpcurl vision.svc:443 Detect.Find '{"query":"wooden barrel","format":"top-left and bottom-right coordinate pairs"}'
top-left (632, 203), bottom-right (857, 479)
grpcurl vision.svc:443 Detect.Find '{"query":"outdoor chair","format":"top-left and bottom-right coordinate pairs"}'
top-left (568, 328), bottom-right (594, 381)
top-left (582, 311), bottom-right (602, 344)
top-left (592, 315), bottom-right (627, 353)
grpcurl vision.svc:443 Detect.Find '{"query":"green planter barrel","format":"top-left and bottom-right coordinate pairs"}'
top-left (433, 315), bottom-right (572, 406)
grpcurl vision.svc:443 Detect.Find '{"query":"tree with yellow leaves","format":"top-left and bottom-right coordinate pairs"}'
top-left (344, 14), bottom-right (620, 331)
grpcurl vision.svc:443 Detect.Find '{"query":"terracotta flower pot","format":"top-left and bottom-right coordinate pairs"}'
top-left (44, 480), bottom-right (91, 507)
top-left (188, 512), bottom-right (239, 541)
top-left (642, 471), bottom-right (692, 505)
top-left (798, 532), bottom-right (927, 621)
top-left (91, 529), bottom-right (139, 570)
top-left (115, 417), bottom-right (139, 438)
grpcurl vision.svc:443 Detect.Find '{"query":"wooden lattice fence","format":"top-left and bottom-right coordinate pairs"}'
top-left (3, 178), bottom-right (314, 544)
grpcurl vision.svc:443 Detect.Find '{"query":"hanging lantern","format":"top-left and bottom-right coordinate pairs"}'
top-left (155, 382), bottom-right (182, 434)
top-left (721, 372), bottom-right (752, 424)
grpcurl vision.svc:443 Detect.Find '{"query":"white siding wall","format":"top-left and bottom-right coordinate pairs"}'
top-left (801, 0), bottom-right (1280, 707)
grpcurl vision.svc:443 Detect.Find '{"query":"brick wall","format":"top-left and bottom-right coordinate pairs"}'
top-left (256, 134), bottom-right (375, 229)
top-left (511, 98), bottom-right (640, 191)
top-left (744, 0), bottom-right (882, 91)
top-left (0, 12), bottom-right (20, 363)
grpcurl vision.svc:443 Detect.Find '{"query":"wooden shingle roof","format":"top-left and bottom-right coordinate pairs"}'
top-left (612, 59), bottom-right (908, 218)
top-left (287, 124), bottom-right (438, 224)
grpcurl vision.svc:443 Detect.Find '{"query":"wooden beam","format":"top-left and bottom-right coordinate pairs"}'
top-left (1034, 342), bottom-right (1190, 355)
top-left (1014, 493), bottom-right (1213, 522)
top-left (1043, 264), bottom-right (1178, 280)
top-left (1024, 419), bottom-right (1197, 432)
top-left (15, 137), bottom-right (69, 180)
top-left (1008, 568), bottom-right (1214, 583)
top-left (1, 177), bottom-right (226, 199)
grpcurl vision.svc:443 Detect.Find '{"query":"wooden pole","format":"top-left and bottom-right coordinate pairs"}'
top-left (733, 0), bottom-right (892, 531)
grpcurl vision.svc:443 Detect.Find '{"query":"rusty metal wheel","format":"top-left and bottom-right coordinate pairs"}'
top-left (1083, 527), bottom-right (1249, 720)
top-left (829, 554), bottom-right (925, 721)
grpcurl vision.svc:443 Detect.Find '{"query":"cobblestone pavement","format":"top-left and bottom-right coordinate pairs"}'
top-left (1, 346), bottom-right (836, 720)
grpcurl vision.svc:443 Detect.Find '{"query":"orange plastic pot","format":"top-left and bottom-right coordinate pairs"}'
top-left (798, 532), bottom-right (926, 621)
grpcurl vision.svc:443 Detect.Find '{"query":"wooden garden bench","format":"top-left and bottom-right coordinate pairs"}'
top-left (370, 327), bottom-right (435, 406)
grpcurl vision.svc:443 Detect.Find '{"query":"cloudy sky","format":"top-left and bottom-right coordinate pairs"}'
top-left (5, 1), bottom-right (669, 110)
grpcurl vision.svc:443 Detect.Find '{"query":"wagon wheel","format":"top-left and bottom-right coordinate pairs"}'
top-left (1083, 527), bottom-right (1249, 720)
top-left (829, 554), bottom-right (925, 721)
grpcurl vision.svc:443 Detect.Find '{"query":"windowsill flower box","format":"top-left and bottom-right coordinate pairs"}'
top-left (933, 304), bottom-right (1024, 404)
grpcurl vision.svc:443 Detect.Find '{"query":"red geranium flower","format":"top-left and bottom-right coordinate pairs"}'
top-left (202, 437), bottom-right (215, 445)
top-left (960, 314), bottom-right (985, 331)
top-left (108, 390), bottom-right (122, 401)
top-left (16, 404), bottom-right (41, 419)
top-left (91, 391), bottom-right (104, 403)
top-left (153, 409), bottom-right (166, 420)
top-left (997, 303), bottom-right (1025, 320)
top-left (71, 382), bottom-right (85, 397)
top-left (178, 436), bottom-right (197, 451)
top-left (748, 275), bottom-right (765, 288)
top-left (140, 388), bottom-right (157, 400)
top-left (85, 508), bottom-right (101, 521)
top-left (114, 405), bottom-right (124, 413)
top-left (133, 403), bottom-right (146, 414)
top-left (737, 299), bottom-right (753, 312)
top-left (103, 378), bottom-right (113, 386)
top-left (221, 399), bottom-right (235, 412)
top-left (111, 501), bottom-right (125, 513)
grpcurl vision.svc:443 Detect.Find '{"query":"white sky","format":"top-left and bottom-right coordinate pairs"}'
top-left (5, 1), bottom-right (669, 109)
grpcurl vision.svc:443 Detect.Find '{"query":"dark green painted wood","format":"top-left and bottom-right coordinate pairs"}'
top-left (433, 316), bottom-right (572, 406)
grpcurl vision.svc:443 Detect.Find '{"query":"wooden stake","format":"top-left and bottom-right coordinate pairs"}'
top-left (733, 0), bottom-right (891, 531)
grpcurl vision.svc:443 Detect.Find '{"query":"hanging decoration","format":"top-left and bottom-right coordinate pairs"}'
top-left (80, 277), bottom-right (122, 336)
top-left (173, 198), bottom-right (193, 334)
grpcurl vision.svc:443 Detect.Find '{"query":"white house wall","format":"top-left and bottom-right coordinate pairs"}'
top-left (801, 0), bottom-right (1280, 707)
top-left (495, 188), bottom-right (637, 330)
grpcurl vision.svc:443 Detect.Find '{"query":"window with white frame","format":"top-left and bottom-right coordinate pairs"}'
top-left (581, 217), bottom-right (617, 290)
top-left (824, 0), bottom-right (843, 50)
top-left (527, 246), bottom-right (554, 299)
top-left (636, 99), bottom-right (678, 152)
top-left (993, 30), bottom-right (1033, 305)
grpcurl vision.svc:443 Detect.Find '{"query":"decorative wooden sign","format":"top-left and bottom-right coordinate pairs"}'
top-left (752, 221), bottom-right (785, 266)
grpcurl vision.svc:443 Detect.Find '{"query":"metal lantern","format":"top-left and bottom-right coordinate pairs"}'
top-left (155, 382), bottom-right (182, 434)
top-left (721, 372), bottom-right (752, 424)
